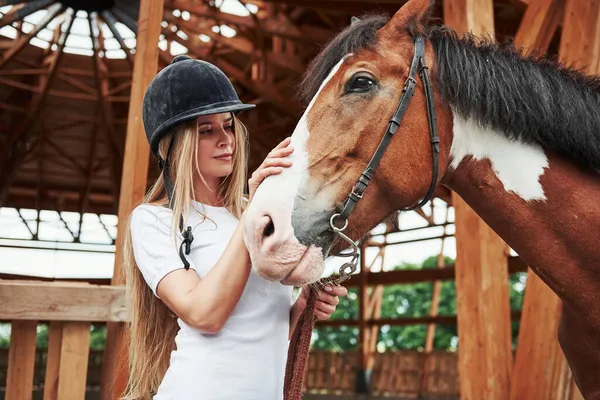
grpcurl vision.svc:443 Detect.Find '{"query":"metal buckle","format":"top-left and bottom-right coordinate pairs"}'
top-left (330, 213), bottom-right (349, 232)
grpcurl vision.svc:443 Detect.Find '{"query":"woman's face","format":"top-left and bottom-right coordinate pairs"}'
top-left (195, 112), bottom-right (235, 181)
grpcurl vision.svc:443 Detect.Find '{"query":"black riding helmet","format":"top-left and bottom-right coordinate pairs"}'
top-left (142, 55), bottom-right (255, 268)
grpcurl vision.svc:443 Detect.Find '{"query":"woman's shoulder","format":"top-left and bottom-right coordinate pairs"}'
top-left (130, 203), bottom-right (173, 230)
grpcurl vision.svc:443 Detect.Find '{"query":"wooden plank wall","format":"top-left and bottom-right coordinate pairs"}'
top-left (0, 281), bottom-right (129, 400)
top-left (302, 351), bottom-right (460, 398)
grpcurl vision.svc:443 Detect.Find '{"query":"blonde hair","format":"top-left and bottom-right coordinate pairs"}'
top-left (121, 114), bottom-right (249, 400)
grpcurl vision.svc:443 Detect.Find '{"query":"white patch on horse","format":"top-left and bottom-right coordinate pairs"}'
top-left (450, 111), bottom-right (549, 201)
top-left (254, 57), bottom-right (349, 210)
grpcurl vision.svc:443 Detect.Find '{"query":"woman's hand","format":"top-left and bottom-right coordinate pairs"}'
top-left (248, 137), bottom-right (293, 202)
top-left (298, 285), bottom-right (349, 321)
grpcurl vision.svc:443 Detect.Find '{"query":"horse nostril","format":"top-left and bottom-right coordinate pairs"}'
top-left (263, 217), bottom-right (275, 238)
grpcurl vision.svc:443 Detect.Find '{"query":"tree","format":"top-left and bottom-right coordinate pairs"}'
top-left (311, 255), bottom-right (526, 351)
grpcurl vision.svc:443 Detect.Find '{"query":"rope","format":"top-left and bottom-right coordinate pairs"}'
top-left (284, 285), bottom-right (317, 400)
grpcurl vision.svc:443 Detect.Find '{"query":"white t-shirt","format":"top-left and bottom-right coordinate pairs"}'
top-left (130, 201), bottom-right (294, 400)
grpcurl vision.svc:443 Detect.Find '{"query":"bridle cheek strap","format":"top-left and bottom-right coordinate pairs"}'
top-left (334, 35), bottom-right (440, 226)
top-left (330, 35), bottom-right (441, 282)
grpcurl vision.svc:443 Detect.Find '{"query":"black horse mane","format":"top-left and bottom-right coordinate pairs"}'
top-left (300, 14), bottom-right (600, 172)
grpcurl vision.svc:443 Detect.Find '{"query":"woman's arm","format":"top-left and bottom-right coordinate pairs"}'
top-left (154, 138), bottom-right (294, 334)
top-left (156, 220), bottom-right (250, 334)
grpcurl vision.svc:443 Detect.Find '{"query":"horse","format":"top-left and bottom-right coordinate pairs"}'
top-left (242, 0), bottom-right (600, 397)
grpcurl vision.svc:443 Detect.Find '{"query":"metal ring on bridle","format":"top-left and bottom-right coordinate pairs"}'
top-left (330, 213), bottom-right (349, 232)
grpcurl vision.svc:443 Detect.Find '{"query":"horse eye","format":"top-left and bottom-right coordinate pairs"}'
top-left (348, 75), bottom-right (375, 92)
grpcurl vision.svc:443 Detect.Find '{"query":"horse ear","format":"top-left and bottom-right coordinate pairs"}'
top-left (384, 0), bottom-right (434, 34)
top-left (351, 16), bottom-right (361, 25)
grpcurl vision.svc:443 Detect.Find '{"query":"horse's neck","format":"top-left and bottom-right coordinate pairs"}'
top-left (445, 123), bottom-right (600, 310)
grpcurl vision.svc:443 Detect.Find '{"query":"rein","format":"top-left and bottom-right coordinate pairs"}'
top-left (283, 35), bottom-right (440, 399)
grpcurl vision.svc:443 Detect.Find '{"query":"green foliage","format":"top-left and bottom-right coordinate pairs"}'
top-left (0, 323), bottom-right (107, 350)
top-left (312, 255), bottom-right (526, 352)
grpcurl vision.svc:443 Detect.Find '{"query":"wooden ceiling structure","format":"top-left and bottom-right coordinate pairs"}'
top-left (0, 0), bottom-right (540, 219)
top-left (0, 1), bottom-right (597, 400)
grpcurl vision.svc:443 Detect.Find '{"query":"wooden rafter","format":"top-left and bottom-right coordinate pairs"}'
top-left (166, 13), bottom-right (305, 73)
top-left (0, 0), bottom-right (39, 5)
top-left (89, 12), bottom-right (122, 205)
top-left (0, 0), bottom-right (53, 29)
top-left (162, 27), bottom-right (301, 116)
top-left (55, 71), bottom-right (98, 95)
top-left (0, 8), bottom-right (74, 205)
top-left (515, 0), bottom-right (564, 56)
top-left (166, 0), bottom-right (331, 44)
top-left (100, 10), bottom-right (135, 66)
top-left (44, 137), bottom-right (86, 174)
top-left (111, 6), bottom-right (138, 34)
top-left (0, 3), bottom-right (65, 69)
top-left (0, 67), bottom-right (48, 75)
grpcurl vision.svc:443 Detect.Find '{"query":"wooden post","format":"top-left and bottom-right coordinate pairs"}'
top-left (508, 1), bottom-right (575, 399)
top-left (355, 240), bottom-right (371, 394)
top-left (57, 322), bottom-right (92, 400)
top-left (512, 1), bottom-right (599, 398)
top-left (44, 322), bottom-right (63, 400)
top-left (100, 1), bottom-right (164, 399)
top-left (443, 0), bottom-right (495, 39)
top-left (5, 321), bottom-right (38, 400)
top-left (452, 195), bottom-right (513, 400)
top-left (444, 2), bottom-right (513, 399)
top-left (510, 275), bottom-right (568, 399)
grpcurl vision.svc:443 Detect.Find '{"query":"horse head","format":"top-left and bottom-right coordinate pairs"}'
top-left (243, 0), bottom-right (454, 285)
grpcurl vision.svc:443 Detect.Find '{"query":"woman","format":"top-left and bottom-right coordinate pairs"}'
top-left (121, 55), bottom-right (347, 400)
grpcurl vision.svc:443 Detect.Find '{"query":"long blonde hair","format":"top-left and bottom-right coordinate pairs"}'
top-left (121, 114), bottom-right (249, 400)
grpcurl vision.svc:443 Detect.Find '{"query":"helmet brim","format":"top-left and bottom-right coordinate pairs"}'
top-left (149, 102), bottom-right (256, 156)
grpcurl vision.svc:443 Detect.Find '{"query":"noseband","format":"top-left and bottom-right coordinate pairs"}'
top-left (331, 35), bottom-right (440, 283)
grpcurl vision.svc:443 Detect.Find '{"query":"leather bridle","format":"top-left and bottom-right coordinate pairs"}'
top-left (331, 35), bottom-right (441, 283)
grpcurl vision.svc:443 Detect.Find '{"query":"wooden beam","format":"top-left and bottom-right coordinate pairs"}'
top-left (55, 71), bottom-right (98, 95)
top-left (510, 2), bottom-right (591, 398)
top-left (100, 10), bottom-right (135, 67)
top-left (559, 0), bottom-right (600, 74)
top-left (316, 311), bottom-right (523, 327)
top-left (89, 12), bottom-right (122, 203)
top-left (162, 28), bottom-right (302, 116)
top-left (444, 0), bottom-right (495, 38)
top-left (0, 281), bottom-right (128, 322)
top-left (0, 3), bottom-right (64, 68)
top-left (0, 9), bottom-right (74, 206)
top-left (111, 6), bottom-right (138, 34)
top-left (509, 274), bottom-right (567, 399)
top-left (100, 1), bottom-right (164, 399)
top-left (0, 100), bottom-right (26, 113)
top-left (106, 80), bottom-right (132, 96)
top-left (509, 2), bottom-right (569, 399)
top-left (340, 256), bottom-right (527, 287)
top-left (0, 67), bottom-right (48, 75)
top-left (514, 0), bottom-right (564, 56)
top-left (166, 12), bottom-right (305, 74)
top-left (356, 240), bottom-right (369, 392)
top-left (3, 11), bottom-right (74, 141)
top-left (44, 322), bottom-right (63, 400)
top-left (0, 0), bottom-right (41, 5)
top-left (0, 0), bottom-right (53, 28)
top-left (5, 320), bottom-right (37, 400)
top-left (57, 322), bottom-right (91, 400)
top-left (443, 3), bottom-right (514, 399)
top-left (166, 0), bottom-right (332, 44)
top-left (453, 192), bottom-right (513, 399)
